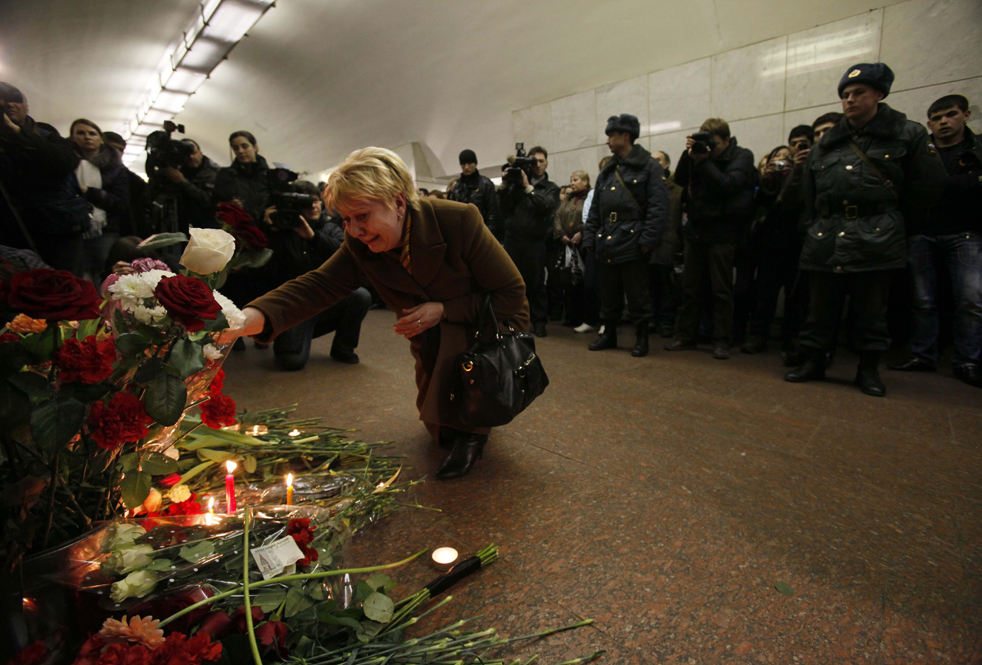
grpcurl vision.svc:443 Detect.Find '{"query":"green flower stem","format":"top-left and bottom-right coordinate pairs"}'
top-left (158, 549), bottom-right (426, 628)
top-left (497, 619), bottom-right (596, 645)
top-left (241, 507), bottom-right (262, 665)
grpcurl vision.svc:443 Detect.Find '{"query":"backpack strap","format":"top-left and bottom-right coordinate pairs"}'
top-left (847, 140), bottom-right (899, 202)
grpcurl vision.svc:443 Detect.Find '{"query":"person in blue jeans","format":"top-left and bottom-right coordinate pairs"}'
top-left (889, 94), bottom-right (982, 388)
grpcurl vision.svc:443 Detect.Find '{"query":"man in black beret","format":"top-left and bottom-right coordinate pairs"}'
top-left (448, 148), bottom-right (499, 239)
top-left (785, 62), bottom-right (948, 396)
top-left (583, 113), bottom-right (669, 357)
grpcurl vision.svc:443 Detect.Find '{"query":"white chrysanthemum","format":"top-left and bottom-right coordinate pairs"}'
top-left (213, 291), bottom-right (245, 330)
top-left (166, 484), bottom-right (191, 504)
top-left (203, 343), bottom-right (223, 361)
top-left (108, 273), bottom-right (155, 307)
top-left (132, 304), bottom-right (168, 325)
top-left (141, 269), bottom-right (175, 289)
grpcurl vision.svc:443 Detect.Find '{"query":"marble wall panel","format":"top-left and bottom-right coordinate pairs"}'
top-left (785, 11), bottom-right (883, 111)
top-left (711, 36), bottom-right (787, 121)
top-left (551, 90), bottom-right (597, 153)
top-left (648, 58), bottom-right (711, 136)
top-left (728, 114), bottom-right (786, 163)
top-left (648, 129), bottom-right (694, 171)
top-left (512, 103), bottom-right (552, 154)
top-left (888, 76), bottom-right (982, 134)
top-left (782, 103), bottom-right (842, 141)
top-left (881, 0), bottom-right (982, 92)
top-left (595, 75), bottom-right (649, 144)
top-left (548, 145), bottom-right (607, 186)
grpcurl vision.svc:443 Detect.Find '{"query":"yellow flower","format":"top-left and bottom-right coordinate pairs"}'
top-left (7, 314), bottom-right (47, 334)
top-left (99, 615), bottom-right (165, 649)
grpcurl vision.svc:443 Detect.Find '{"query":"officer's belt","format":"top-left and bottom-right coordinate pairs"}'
top-left (822, 201), bottom-right (898, 220)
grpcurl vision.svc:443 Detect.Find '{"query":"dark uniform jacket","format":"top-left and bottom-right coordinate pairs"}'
top-left (583, 143), bottom-right (668, 265)
top-left (675, 138), bottom-right (756, 244)
top-left (498, 172), bottom-right (561, 243)
top-left (921, 126), bottom-right (982, 236)
top-left (651, 173), bottom-right (683, 266)
top-left (213, 155), bottom-right (271, 225)
top-left (800, 103), bottom-right (947, 273)
top-left (449, 170), bottom-right (500, 238)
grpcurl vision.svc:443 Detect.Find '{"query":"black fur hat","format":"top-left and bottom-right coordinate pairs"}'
top-left (604, 114), bottom-right (640, 141)
top-left (838, 63), bottom-right (895, 99)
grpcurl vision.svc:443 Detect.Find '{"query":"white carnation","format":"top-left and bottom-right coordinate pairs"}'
top-left (167, 484), bottom-right (191, 504)
top-left (132, 304), bottom-right (167, 325)
top-left (213, 291), bottom-right (245, 330)
top-left (108, 273), bottom-right (154, 308)
top-left (203, 343), bottom-right (223, 361)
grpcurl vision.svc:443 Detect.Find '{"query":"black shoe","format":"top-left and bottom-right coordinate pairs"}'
top-left (781, 350), bottom-right (806, 367)
top-left (658, 324), bottom-right (674, 338)
top-left (785, 354), bottom-right (826, 383)
top-left (855, 367), bottom-right (886, 397)
top-left (888, 357), bottom-right (937, 372)
top-left (664, 339), bottom-right (697, 351)
top-left (712, 344), bottom-right (730, 360)
top-left (740, 336), bottom-right (766, 354)
top-left (824, 349), bottom-right (836, 369)
top-left (953, 364), bottom-right (982, 388)
top-left (330, 348), bottom-right (360, 364)
top-left (254, 342), bottom-right (269, 350)
top-left (533, 324), bottom-right (547, 338)
top-left (435, 434), bottom-right (487, 480)
top-left (589, 324), bottom-right (617, 350)
top-left (631, 321), bottom-right (650, 358)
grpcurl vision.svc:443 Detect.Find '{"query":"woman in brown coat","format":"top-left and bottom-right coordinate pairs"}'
top-left (240, 147), bottom-right (529, 479)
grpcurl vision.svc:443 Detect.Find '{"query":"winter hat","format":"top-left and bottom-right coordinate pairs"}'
top-left (0, 82), bottom-right (25, 104)
top-left (838, 63), bottom-right (895, 99)
top-left (459, 149), bottom-right (477, 165)
top-left (605, 114), bottom-right (640, 141)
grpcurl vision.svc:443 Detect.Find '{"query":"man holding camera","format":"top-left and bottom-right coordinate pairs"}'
top-left (498, 145), bottom-right (560, 337)
top-left (582, 114), bottom-right (668, 357)
top-left (449, 149), bottom-right (500, 239)
top-left (667, 118), bottom-right (757, 359)
top-left (157, 138), bottom-right (220, 233)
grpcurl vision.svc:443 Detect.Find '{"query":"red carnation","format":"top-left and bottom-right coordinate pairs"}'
top-left (200, 393), bottom-right (237, 429)
top-left (87, 392), bottom-right (154, 450)
top-left (216, 202), bottom-right (254, 229)
top-left (208, 368), bottom-right (225, 395)
top-left (286, 518), bottom-right (318, 566)
top-left (0, 332), bottom-right (19, 343)
top-left (55, 336), bottom-right (116, 384)
top-left (232, 223), bottom-right (268, 250)
top-left (6, 269), bottom-right (101, 321)
top-left (154, 275), bottom-right (221, 333)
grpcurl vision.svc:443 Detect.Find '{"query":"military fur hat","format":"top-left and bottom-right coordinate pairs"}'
top-left (838, 63), bottom-right (895, 99)
top-left (604, 114), bottom-right (640, 141)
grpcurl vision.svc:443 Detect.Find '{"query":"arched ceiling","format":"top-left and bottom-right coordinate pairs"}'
top-left (1, 0), bottom-right (902, 178)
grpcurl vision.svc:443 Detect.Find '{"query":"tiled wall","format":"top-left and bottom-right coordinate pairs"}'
top-left (513, 0), bottom-right (982, 187)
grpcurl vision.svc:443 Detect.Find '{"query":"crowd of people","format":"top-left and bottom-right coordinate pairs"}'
top-left (2, 59), bottom-right (980, 400)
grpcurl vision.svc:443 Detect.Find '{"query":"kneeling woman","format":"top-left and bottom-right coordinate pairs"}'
top-left (240, 148), bottom-right (529, 479)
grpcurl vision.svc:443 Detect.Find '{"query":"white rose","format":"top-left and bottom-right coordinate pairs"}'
top-left (101, 523), bottom-right (146, 553)
top-left (102, 543), bottom-right (155, 575)
top-left (180, 228), bottom-right (236, 275)
top-left (212, 291), bottom-right (245, 330)
top-left (110, 569), bottom-right (158, 603)
top-left (167, 484), bottom-right (191, 504)
top-left (203, 343), bottom-right (223, 361)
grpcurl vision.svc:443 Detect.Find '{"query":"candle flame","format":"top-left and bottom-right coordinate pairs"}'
top-left (288, 429), bottom-right (300, 437)
top-left (431, 547), bottom-right (458, 565)
top-left (286, 473), bottom-right (293, 487)
top-left (226, 460), bottom-right (237, 473)
top-left (208, 496), bottom-right (215, 512)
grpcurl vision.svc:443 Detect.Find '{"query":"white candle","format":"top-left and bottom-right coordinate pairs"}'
top-left (431, 547), bottom-right (459, 572)
top-left (288, 429), bottom-right (301, 437)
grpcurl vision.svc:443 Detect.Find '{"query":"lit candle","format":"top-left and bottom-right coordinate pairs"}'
top-left (286, 473), bottom-right (294, 506)
top-left (288, 429), bottom-right (300, 437)
top-left (430, 547), bottom-right (459, 573)
top-left (225, 460), bottom-right (237, 515)
top-left (206, 496), bottom-right (216, 525)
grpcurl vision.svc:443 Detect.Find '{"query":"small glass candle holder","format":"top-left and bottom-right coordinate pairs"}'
top-left (430, 547), bottom-right (459, 573)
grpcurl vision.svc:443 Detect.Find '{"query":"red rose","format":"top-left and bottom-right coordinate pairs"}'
top-left (55, 336), bottom-right (116, 384)
top-left (159, 473), bottom-right (182, 488)
top-left (0, 332), bottom-right (19, 343)
top-left (208, 369), bottom-right (225, 395)
top-left (6, 269), bottom-right (101, 321)
top-left (200, 393), bottom-right (236, 429)
top-left (255, 620), bottom-right (289, 656)
top-left (232, 224), bottom-right (268, 250)
top-left (196, 611), bottom-right (233, 639)
top-left (154, 275), bottom-right (221, 333)
top-left (216, 202), bottom-right (254, 229)
top-left (87, 392), bottom-right (154, 450)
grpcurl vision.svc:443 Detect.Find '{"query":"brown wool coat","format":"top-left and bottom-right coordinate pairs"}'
top-left (249, 199), bottom-right (530, 439)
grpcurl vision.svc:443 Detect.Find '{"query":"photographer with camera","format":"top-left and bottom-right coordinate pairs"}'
top-left (449, 149), bottom-right (500, 239)
top-left (666, 118), bottom-right (757, 360)
top-left (497, 144), bottom-right (560, 337)
top-left (263, 181), bottom-right (370, 369)
top-left (156, 138), bottom-right (220, 233)
top-left (583, 114), bottom-right (669, 357)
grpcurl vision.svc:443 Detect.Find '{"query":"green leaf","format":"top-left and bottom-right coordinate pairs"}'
top-left (201, 310), bottom-right (229, 334)
top-left (198, 448), bottom-right (234, 465)
top-left (775, 581), bottom-right (794, 596)
top-left (254, 589), bottom-right (287, 612)
top-left (144, 374), bottom-right (187, 426)
top-left (22, 325), bottom-right (59, 363)
top-left (133, 358), bottom-right (165, 383)
top-left (169, 338), bottom-right (205, 379)
top-left (59, 382), bottom-right (111, 403)
top-left (30, 397), bottom-right (86, 454)
top-left (362, 592), bottom-right (394, 623)
top-left (0, 342), bottom-right (32, 377)
top-left (355, 620), bottom-right (384, 643)
top-left (178, 540), bottom-right (215, 563)
top-left (115, 332), bottom-right (150, 356)
top-left (147, 558), bottom-right (175, 571)
top-left (0, 381), bottom-right (31, 429)
top-left (354, 580), bottom-right (374, 603)
top-left (141, 452), bottom-right (179, 475)
top-left (120, 452), bottom-right (140, 473)
top-left (120, 470), bottom-right (152, 509)
top-left (8, 372), bottom-right (51, 397)
top-left (138, 232), bottom-right (188, 250)
top-left (243, 455), bottom-right (257, 474)
top-left (76, 317), bottom-right (102, 340)
top-left (284, 588), bottom-right (314, 618)
top-left (365, 573), bottom-right (397, 594)
top-left (318, 613), bottom-right (362, 630)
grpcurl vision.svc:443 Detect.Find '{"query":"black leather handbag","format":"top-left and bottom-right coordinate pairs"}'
top-left (449, 295), bottom-right (549, 428)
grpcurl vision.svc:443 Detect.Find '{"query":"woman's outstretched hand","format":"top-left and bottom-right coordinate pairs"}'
top-left (394, 302), bottom-right (445, 339)
top-left (239, 307), bottom-right (267, 337)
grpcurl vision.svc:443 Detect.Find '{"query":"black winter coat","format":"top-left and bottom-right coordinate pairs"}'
top-left (213, 156), bottom-right (271, 225)
top-left (800, 103), bottom-right (947, 273)
top-left (268, 213), bottom-right (344, 285)
top-left (498, 172), bottom-right (560, 242)
top-left (177, 155), bottom-right (220, 232)
top-left (79, 146), bottom-right (131, 236)
top-left (449, 170), bottom-right (500, 238)
top-left (675, 138), bottom-right (757, 244)
top-left (583, 143), bottom-right (668, 265)
top-left (922, 126), bottom-right (982, 235)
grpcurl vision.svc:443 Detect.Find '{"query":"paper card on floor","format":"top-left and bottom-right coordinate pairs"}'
top-left (251, 536), bottom-right (304, 579)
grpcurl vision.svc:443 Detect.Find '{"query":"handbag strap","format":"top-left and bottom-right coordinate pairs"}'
top-left (613, 167), bottom-right (643, 214)
top-left (472, 294), bottom-right (502, 341)
top-left (847, 141), bottom-right (899, 202)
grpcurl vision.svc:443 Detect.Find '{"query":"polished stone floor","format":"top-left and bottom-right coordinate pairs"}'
top-left (224, 310), bottom-right (982, 665)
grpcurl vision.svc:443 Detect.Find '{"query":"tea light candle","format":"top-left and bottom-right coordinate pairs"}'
top-left (225, 460), bottom-right (237, 515)
top-left (247, 425), bottom-right (268, 436)
top-left (288, 429), bottom-right (301, 437)
top-left (430, 547), bottom-right (459, 573)
top-left (286, 473), bottom-right (294, 506)
top-left (205, 497), bottom-right (217, 525)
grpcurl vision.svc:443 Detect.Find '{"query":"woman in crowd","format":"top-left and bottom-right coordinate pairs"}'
top-left (239, 147), bottom-right (529, 480)
top-left (213, 130), bottom-right (271, 224)
top-left (552, 171), bottom-right (591, 328)
top-left (69, 118), bottom-right (130, 284)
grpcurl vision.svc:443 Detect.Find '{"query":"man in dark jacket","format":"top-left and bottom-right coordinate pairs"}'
top-left (785, 63), bottom-right (948, 396)
top-left (449, 149), bottom-right (499, 239)
top-left (498, 145), bottom-right (560, 337)
top-left (0, 82), bottom-right (86, 275)
top-left (583, 114), bottom-right (669, 356)
top-left (266, 181), bottom-right (370, 369)
top-left (159, 138), bottom-right (220, 233)
top-left (888, 94), bottom-right (982, 388)
top-left (104, 132), bottom-right (152, 237)
top-left (667, 117), bottom-right (757, 359)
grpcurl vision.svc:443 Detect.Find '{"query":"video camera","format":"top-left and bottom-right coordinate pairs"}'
top-left (690, 132), bottom-right (717, 155)
top-left (267, 167), bottom-right (317, 230)
top-left (146, 120), bottom-right (195, 170)
top-left (502, 143), bottom-right (538, 185)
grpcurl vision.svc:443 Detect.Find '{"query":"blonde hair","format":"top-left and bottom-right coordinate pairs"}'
top-left (571, 170), bottom-right (590, 185)
top-left (323, 147), bottom-right (421, 213)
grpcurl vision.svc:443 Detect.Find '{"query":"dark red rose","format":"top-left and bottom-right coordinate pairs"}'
top-left (232, 224), bottom-right (268, 250)
top-left (208, 368), bottom-right (225, 395)
top-left (154, 275), bottom-right (221, 333)
top-left (0, 332), bottom-right (19, 343)
top-left (6, 269), bottom-right (101, 321)
top-left (216, 202), bottom-right (254, 229)
top-left (231, 606), bottom-right (265, 633)
top-left (7, 640), bottom-right (47, 665)
top-left (255, 620), bottom-right (289, 656)
top-left (87, 392), bottom-right (154, 450)
top-left (55, 335), bottom-right (116, 384)
top-left (200, 393), bottom-right (237, 429)
top-left (197, 610), bottom-right (233, 639)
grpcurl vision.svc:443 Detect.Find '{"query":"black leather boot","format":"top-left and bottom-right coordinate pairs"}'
top-left (784, 349), bottom-right (827, 383)
top-left (631, 321), bottom-right (649, 357)
top-left (855, 352), bottom-right (886, 397)
top-left (589, 322), bottom-right (617, 351)
top-left (435, 433), bottom-right (487, 480)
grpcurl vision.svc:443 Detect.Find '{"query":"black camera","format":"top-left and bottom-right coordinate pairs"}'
top-left (690, 132), bottom-right (717, 155)
top-left (146, 120), bottom-right (195, 169)
top-left (267, 167), bottom-right (316, 230)
top-left (502, 143), bottom-right (538, 185)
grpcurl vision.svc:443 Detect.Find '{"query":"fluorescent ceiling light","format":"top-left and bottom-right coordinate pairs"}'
top-left (131, 124), bottom-right (164, 137)
top-left (142, 108), bottom-right (174, 125)
top-left (203, 0), bottom-right (271, 43)
top-left (163, 67), bottom-right (207, 94)
top-left (153, 90), bottom-right (191, 114)
top-left (179, 36), bottom-right (228, 71)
